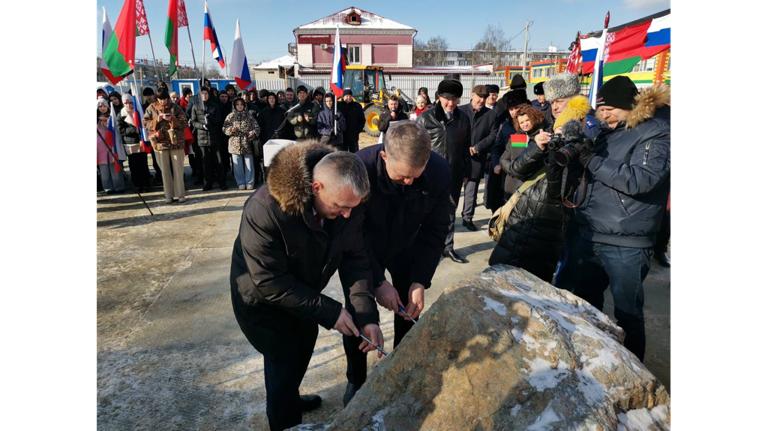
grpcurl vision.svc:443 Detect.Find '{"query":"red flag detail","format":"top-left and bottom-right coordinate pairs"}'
top-left (136, 0), bottom-right (149, 35)
top-left (177, 0), bottom-right (189, 28)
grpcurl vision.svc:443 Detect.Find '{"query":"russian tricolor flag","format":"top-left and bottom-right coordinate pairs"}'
top-left (107, 103), bottom-right (127, 173)
top-left (229, 19), bottom-right (251, 90)
top-left (330, 26), bottom-right (345, 98)
top-left (131, 92), bottom-right (152, 153)
top-left (579, 35), bottom-right (601, 75)
top-left (642, 14), bottom-right (670, 60)
top-left (204, 1), bottom-right (225, 69)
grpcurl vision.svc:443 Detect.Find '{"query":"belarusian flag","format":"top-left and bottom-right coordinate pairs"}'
top-left (165, 0), bottom-right (189, 77)
top-left (601, 19), bottom-right (652, 76)
top-left (103, 0), bottom-right (137, 78)
top-left (510, 134), bottom-right (528, 148)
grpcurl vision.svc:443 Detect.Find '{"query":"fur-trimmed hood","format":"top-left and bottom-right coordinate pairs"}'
top-left (266, 140), bottom-right (336, 216)
top-left (626, 84), bottom-right (671, 129)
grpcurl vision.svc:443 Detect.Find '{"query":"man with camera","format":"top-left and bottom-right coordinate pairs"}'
top-left (561, 77), bottom-right (671, 362)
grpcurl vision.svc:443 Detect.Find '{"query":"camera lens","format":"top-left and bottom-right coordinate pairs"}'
top-left (554, 150), bottom-right (571, 166)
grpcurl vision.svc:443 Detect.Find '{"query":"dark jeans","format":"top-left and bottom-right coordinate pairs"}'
top-left (202, 146), bottom-right (226, 187)
top-left (343, 253), bottom-right (418, 388)
top-left (127, 152), bottom-right (151, 189)
top-left (553, 217), bottom-right (581, 292)
top-left (570, 237), bottom-right (651, 361)
top-left (233, 301), bottom-right (318, 431)
top-left (346, 137), bottom-right (359, 153)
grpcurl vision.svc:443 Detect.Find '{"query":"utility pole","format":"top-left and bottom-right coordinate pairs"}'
top-left (522, 20), bottom-right (530, 81)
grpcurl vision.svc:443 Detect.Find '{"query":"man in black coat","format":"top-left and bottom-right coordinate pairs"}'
top-left (416, 79), bottom-right (472, 263)
top-left (189, 87), bottom-right (225, 191)
top-left (346, 121), bottom-right (452, 406)
top-left (230, 142), bottom-right (384, 431)
top-left (337, 88), bottom-right (366, 152)
top-left (377, 96), bottom-right (409, 136)
top-left (458, 85), bottom-right (499, 231)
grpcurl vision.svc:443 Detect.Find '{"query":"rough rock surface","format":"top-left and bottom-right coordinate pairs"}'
top-left (319, 265), bottom-right (670, 431)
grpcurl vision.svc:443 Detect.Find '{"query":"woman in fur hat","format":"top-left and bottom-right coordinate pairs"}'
top-left (223, 97), bottom-right (260, 190)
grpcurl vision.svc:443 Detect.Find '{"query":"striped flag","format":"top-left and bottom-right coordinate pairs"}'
top-left (588, 12), bottom-right (611, 109)
top-left (103, 0), bottom-right (137, 79)
top-left (510, 134), bottom-right (528, 148)
top-left (330, 26), bottom-right (346, 98)
top-left (131, 92), bottom-right (152, 153)
top-left (165, 0), bottom-right (189, 77)
top-left (100, 8), bottom-right (126, 85)
top-left (229, 20), bottom-right (251, 89)
top-left (204, 1), bottom-right (225, 68)
top-left (107, 104), bottom-right (128, 173)
top-left (641, 14), bottom-right (671, 60)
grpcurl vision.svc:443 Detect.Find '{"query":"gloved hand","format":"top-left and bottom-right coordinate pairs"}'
top-left (334, 114), bottom-right (341, 121)
top-left (575, 137), bottom-right (595, 167)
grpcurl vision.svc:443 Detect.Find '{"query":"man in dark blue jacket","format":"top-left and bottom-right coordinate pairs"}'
top-left (346, 121), bottom-right (452, 406)
top-left (565, 77), bottom-right (671, 362)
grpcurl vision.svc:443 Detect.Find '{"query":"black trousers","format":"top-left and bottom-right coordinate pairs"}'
top-left (445, 174), bottom-right (464, 252)
top-left (343, 253), bottom-right (418, 388)
top-left (346, 137), bottom-right (360, 153)
top-left (219, 143), bottom-right (231, 174)
top-left (655, 209), bottom-right (670, 255)
top-left (127, 153), bottom-right (151, 189)
top-left (201, 146), bottom-right (226, 187)
top-left (150, 148), bottom-right (162, 179)
top-left (189, 139), bottom-right (203, 180)
top-left (232, 298), bottom-right (318, 431)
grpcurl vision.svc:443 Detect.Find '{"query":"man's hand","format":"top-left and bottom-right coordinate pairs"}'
top-left (333, 308), bottom-right (359, 337)
top-left (404, 282), bottom-right (425, 319)
top-left (248, 131), bottom-right (255, 137)
top-left (359, 324), bottom-right (385, 358)
top-left (375, 280), bottom-right (405, 315)
top-left (575, 138), bottom-right (595, 168)
top-left (231, 125), bottom-right (239, 132)
top-left (494, 165), bottom-right (501, 175)
top-left (535, 129), bottom-right (550, 151)
top-left (469, 146), bottom-right (478, 156)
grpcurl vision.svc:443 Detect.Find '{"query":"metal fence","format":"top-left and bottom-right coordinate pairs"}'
top-left (251, 75), bottom-right (506, 106)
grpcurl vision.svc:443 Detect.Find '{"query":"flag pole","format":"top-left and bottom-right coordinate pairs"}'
top-left (185, 25), bottom-right (199, 80)
top-left (201, 2), bottom-right (206, 90)
top-left (97, 129), bottom-right (154, 216)
top-left (146, 32), bottom-right (162, 83)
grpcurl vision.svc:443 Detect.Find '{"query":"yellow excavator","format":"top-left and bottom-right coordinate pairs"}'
top-left (342, 65), bottom-right (413, 137)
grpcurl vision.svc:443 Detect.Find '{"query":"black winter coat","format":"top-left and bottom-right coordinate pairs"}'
top-left (488, 139), bottom-right (566, 282)
top-left (230, 141), bottom-right (379, 337)
top-left (416, 103), bottom-right (471, 181)
top-left (458, 104), bottom-right (499, 180)
top-left (574, 86), bottom-right (671, 248)
top-left (257, 104), bottom-right (287, 145)
top-left (338, 101), bottom-right (366, 142)
top-left (117, 114), bottom-right (141, 146)
top-left (378, 109), bottom-right (409, 134)
top-left (189, 101), bottom-right (223, 147)
top-left (356, 145), bottom-right (452, 288)
top-left (317, 99), bottom-right (346, 147)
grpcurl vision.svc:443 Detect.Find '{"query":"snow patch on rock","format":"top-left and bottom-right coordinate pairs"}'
top-left (479, 295), bottom-right (507, 316)
top-left (525, 402), bottom-right (561, 431)
top-left (617, 405), bottom-right (669, 430)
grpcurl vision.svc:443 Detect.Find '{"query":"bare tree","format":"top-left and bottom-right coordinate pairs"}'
top-left (473, 24), bottom-right (512, 66)
top-left (205, 64), bottom-right (223, 79)
top-left (413, 35), bottom-right (449, 66)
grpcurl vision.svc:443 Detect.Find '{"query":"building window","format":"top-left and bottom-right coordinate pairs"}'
top-left (448, 52), bottom-right (458, 58)
top-left (534, 69), bottom-right (542, 78)
top-left (347, 46), bottom-right (361, 64)
top-left (459, 60), bottom-right (471, 66)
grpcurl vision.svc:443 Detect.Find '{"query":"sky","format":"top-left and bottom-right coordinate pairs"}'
top-left (97, 0), bottom-right (670, 67)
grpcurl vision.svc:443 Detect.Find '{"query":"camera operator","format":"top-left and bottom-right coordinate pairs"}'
top-left (566, 77), bottom-right (671, 362)
top-left (377, 97), bottom-right (408, 135)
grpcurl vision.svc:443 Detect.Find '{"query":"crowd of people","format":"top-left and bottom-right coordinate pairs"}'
top-left (98, 73), bottom-right (670, 431)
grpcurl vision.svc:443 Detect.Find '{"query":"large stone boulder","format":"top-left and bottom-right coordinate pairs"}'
top-left (324, 265), bottom-right (670, 430)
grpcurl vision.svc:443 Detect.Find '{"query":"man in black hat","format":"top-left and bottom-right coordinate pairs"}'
top-left (566, 76), bottom-right (671, 362)
top-left (417, 79), bottom-right (471, 263)
top-left (532, 82), bottom-right (552, 120)
top-left (289, 85), bottom-right (320, 139)
top-left (337, 88), bottom-right (366, 152)
top-left (485, 84), bottom-right (500, 110)
top-left (458, 85), bottom-right (499, 231)
top-left (509, 74), bottom-right (527, 90)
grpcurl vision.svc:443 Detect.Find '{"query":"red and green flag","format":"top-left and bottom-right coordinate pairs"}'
top-left (601, 20), bottom-right (653, 76)
top-left (510, 134), bottom-right (528, 148)
top-left (165, 0), bottom-right (189, 77)
top-left (103, 0), bottom-right (137, 78)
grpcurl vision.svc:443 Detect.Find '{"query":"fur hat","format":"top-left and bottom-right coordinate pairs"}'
top-left (544, 73), bottom-right (580, 101)
top-left (472, 84), bottom-right (489, 97)
top-left (596, 76), bottom-right (638, 110)
top-left (502, 89), bottom-right (530, 109)
top-left (533, 82), bottom-right (545, 96)
top-left (510, 74), bottom-right (527, 90)
top-left (485, 84), bottom-right (500, 94)
top-left (438, 79), bottom-right (463, 99)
